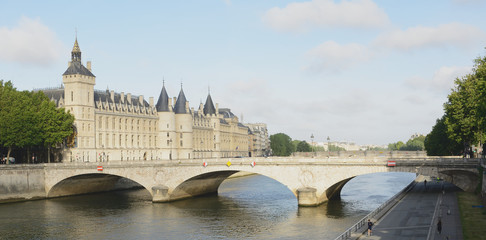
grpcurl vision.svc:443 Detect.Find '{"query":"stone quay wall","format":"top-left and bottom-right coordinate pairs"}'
top-left (0, 165), bottom-right (46, 203)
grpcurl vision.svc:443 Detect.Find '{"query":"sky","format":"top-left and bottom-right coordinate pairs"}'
top-left (1, 0), bottom-right (486, 146)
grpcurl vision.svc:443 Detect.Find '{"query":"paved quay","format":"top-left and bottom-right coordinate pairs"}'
top-left (354, 179), bottom-right (463, 240)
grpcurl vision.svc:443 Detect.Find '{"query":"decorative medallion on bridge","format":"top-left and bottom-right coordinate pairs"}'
top-left (97, 166), bottom-right (103, 171)
top-left (203, 162), bottom-right (208, 167)
top-left (226, 161), bottom-right (232, 167)
top-left (250, 161), bottom-right (256, 167)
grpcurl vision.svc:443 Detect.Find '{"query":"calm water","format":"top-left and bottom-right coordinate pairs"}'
top-left (0, 172), bottom-right (415, 239)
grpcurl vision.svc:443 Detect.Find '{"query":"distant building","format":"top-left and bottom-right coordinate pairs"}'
top-left (246, 123), bottom-right (270, 157)
top-left (41, 38), bottom-right (262, 162)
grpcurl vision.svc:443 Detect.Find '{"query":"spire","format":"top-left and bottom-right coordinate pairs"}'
top-left (155, 84), bottom-right (170, 112)
top-left (174, 88), bottom-right (188, 114)
top-left (71, 37), bottom-right (81, 62)
top-left (203, 93), bottom-right (216, 115)
top-left (63, 37), bottom-right (95, 77)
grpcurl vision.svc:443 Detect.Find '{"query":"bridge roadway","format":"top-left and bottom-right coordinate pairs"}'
top-left (0, 157), bottom-right (480, 206)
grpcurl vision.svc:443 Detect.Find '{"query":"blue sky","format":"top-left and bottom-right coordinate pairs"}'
top-left (1, 0), bottom-right (486, 145)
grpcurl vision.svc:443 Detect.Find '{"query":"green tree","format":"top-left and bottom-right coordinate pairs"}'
top-left (38, 99), bottom-right (74, 163)
top-left (401, 136), bottom-right (425, 151)
top-left (388, 141), bottom-right (404, 151)
top-left (296, 140), bottom-right (312, 152)
top-left (0, 81), bottom-right (74, 163)
top-left (444, 73), bottom-right (480, 150)
top-left (0, 81), bottom-right (37, 162)
top-left (425, 116), bottom-right (461, 155)
top-left (270, 133), bottom-right (294, 156)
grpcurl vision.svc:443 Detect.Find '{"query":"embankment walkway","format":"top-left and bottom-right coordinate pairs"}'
top-left (354, 179), bottom-right (463, 240)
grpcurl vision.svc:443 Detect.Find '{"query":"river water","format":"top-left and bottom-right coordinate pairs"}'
top-left (0, 172), bottom-right (415, 239)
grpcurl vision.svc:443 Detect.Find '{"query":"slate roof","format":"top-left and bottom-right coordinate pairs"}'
top-left (63, 61), bottom-right (95, 77)
top-left (219, 108), bottom-right (235, 118)
top-left (155, 85), bottom-right (170, 112)
top-left (203, 94), bottom-right (216, 115)
top-left (41, 88), bottom-right (65, 106)
top-left (174, 89), bottom-right (188, 114)
top-left (94, 90), bottom-right (149, 107)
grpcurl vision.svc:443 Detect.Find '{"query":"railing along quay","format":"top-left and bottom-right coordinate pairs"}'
top-left (333, 180), bottom-right (417, 240)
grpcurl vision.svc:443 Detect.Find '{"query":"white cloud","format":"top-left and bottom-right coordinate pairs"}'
top-left (374, 23), bottom-right (486, 50)
top-left (0, 16), bottom-right (63, 66)
top-left (262, 0), bottom-right (390, 32)
top-left (304, 41), bottom-right (372, 73)
top-left (405, 65), bottom-right (472, 93)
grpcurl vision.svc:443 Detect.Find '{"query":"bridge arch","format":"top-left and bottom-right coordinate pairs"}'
top-left (166, 170), bottom-right (297, 203)
top-left (47, 173), bottom-right (151, 199)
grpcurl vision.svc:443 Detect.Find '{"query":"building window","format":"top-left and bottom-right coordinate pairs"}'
top-left (71, 91), bottom-right (73, 102)
top-left (180, 140), bottom-right (183, 147)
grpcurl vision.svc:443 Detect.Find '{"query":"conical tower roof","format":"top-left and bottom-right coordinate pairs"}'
top-left (174, 88), bottom-right (188, 114)
top-left (203, 94), bottom-right (216, 115)
top-left (155, 85), bottom-right (170, 112)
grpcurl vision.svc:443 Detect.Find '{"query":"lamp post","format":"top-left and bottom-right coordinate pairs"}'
top-left (311, 134), bottom-right (314, 155)
top-left (327, 136), bottom-right (330, 157)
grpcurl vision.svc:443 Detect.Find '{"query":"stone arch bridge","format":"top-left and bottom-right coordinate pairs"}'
top-left (42, 157), bottom-right (480, 206)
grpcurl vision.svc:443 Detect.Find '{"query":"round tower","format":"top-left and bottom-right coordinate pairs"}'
top-left (156, 84), bottom-right (176, 160)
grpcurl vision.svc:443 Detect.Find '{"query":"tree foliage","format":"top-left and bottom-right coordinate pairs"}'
top-left (388, 136), bottom-right (425, 151)
top-left (296, 140), bottom-right (312, 152)
top-left (270, 133), bottom-right (294, 156)
top-left (0, 80), bottom-right (74, 162)
top-left (424, 116), bottom-right (460, 155)
top-left (425, 53), bottom-right (486, 156)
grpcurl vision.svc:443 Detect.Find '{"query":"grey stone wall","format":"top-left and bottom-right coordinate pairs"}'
top-left (0, 165), bottom-right (46, 203)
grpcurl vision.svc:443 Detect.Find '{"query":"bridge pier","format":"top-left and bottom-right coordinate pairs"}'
top-left (297, 187), bottom-right (322, 207)
top-left (152, 185), bottom-right (170, 202)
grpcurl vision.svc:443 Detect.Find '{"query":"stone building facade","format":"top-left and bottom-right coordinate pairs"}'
top-left (43, 38), bottom-right (265, 162)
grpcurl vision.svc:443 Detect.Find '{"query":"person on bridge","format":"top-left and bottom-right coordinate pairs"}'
top-left (367, 219), bottom-right (374, 236)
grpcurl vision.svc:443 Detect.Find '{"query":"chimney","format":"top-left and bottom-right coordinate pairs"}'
top-left (110, 90), bottom-right (115, 102)
top-left (139, 95), bottom-right (144, 105)
top-left (169, 98), bottom-right (173, 112)
top-left (121, 92), bottom-right (125, 103)
top-left (149, 97), bottom-right (154, 107)
top-left (127, 93), bottom-right (132, 104)
top-left (87, 61), bottom-right (92, 71)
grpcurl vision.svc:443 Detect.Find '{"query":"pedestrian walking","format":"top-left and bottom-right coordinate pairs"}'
top-left (368, 219), bottom-right (374, 236)
top-left (424, 179), bottom-right (427, 191)
top-left (437, 219), bottom-right (442, 234)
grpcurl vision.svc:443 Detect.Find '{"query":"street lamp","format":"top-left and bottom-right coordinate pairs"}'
top-left (327, 136), bottom-right (330, 157)
top-left (311, 134), bottom-right (314, 155)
